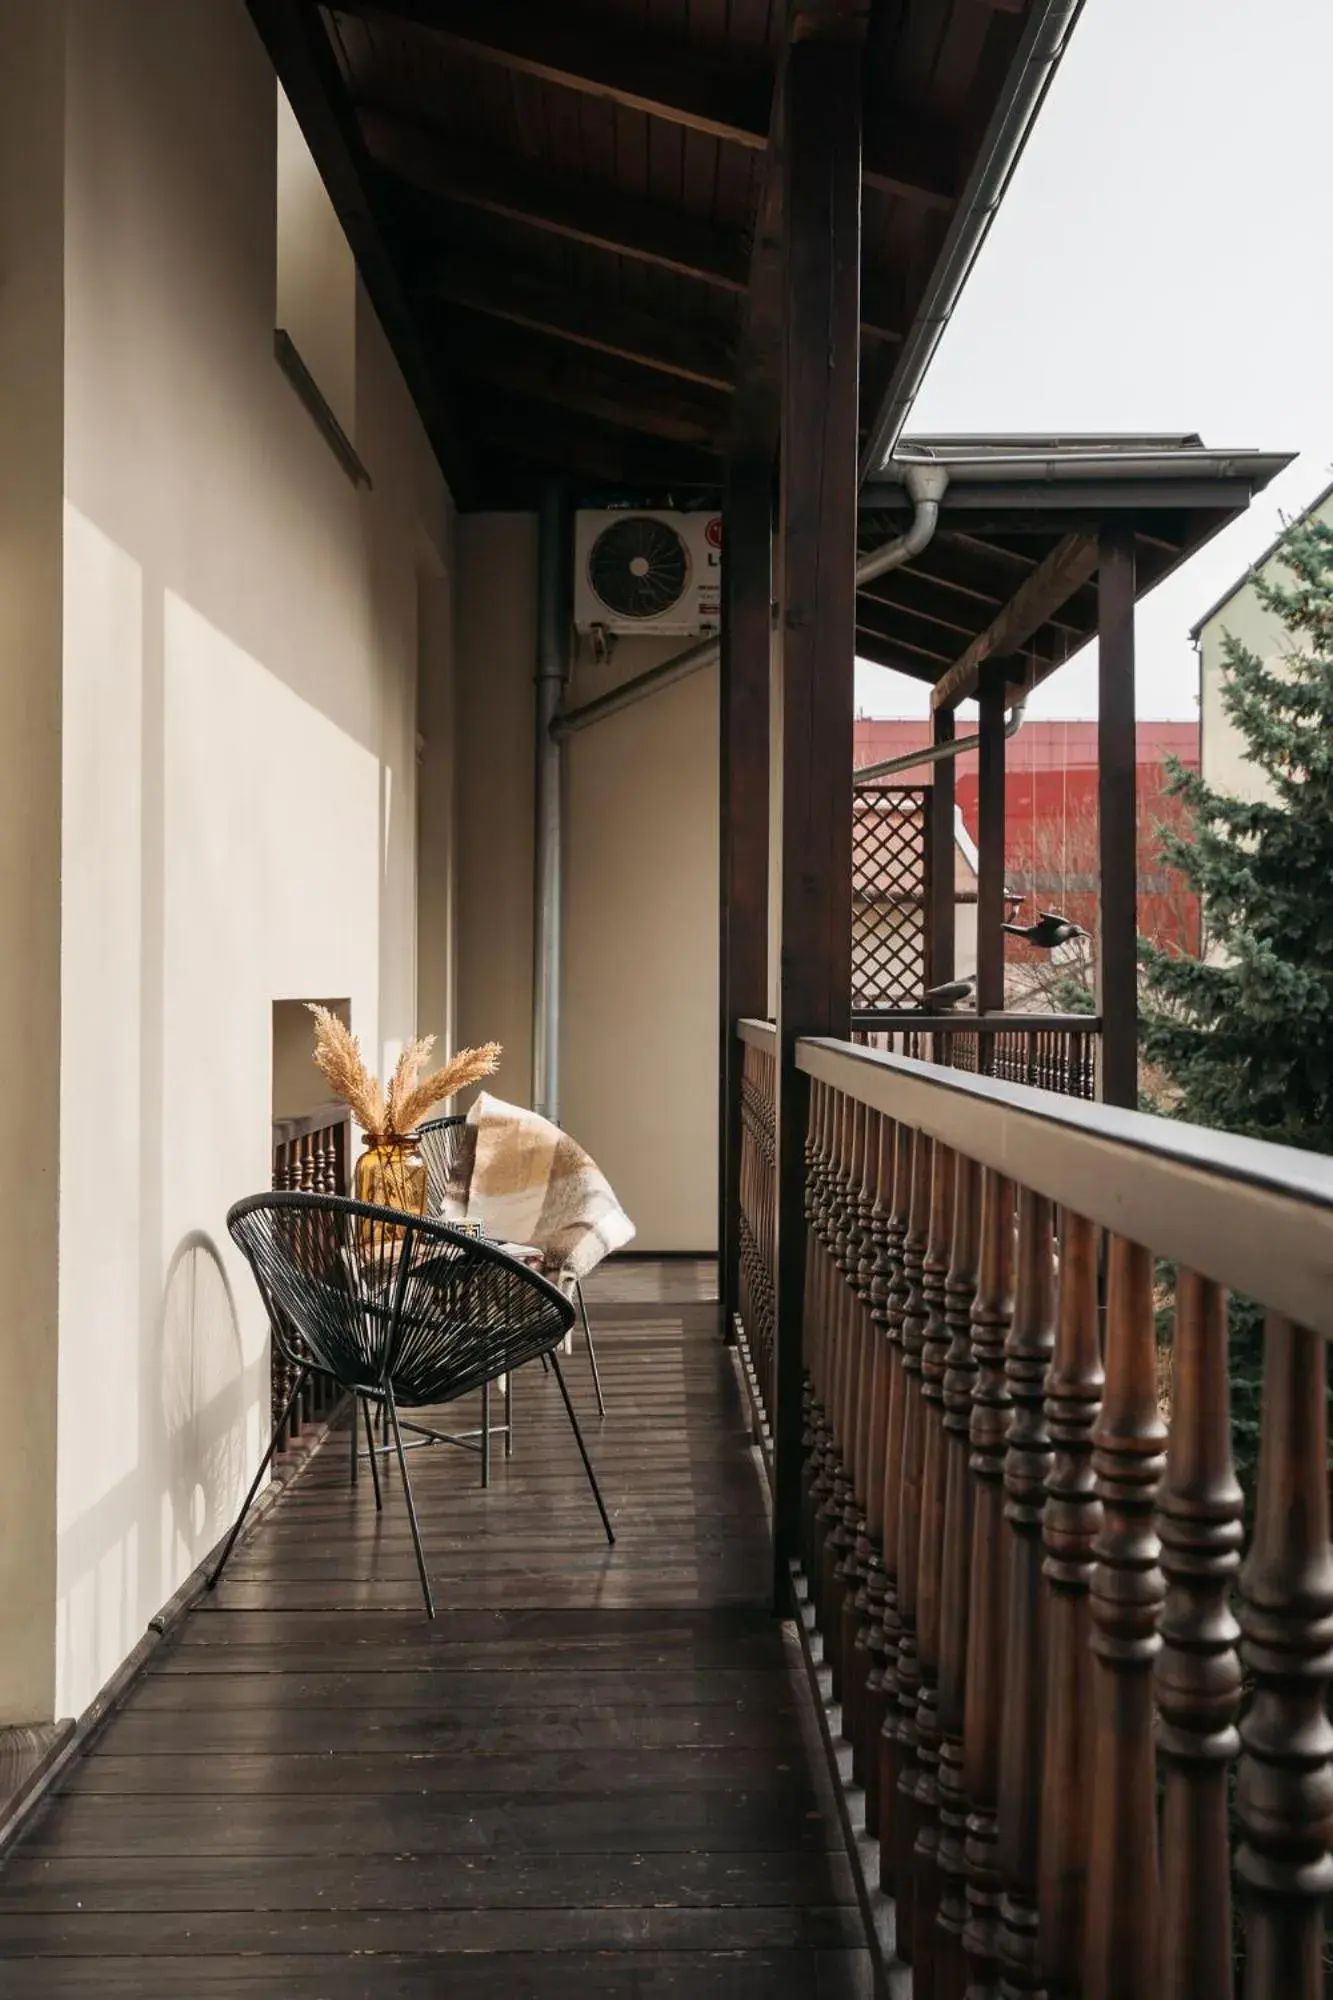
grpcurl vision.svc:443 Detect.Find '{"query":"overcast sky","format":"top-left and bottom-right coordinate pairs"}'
top-left (855, 0), bottom-right (1333, 725)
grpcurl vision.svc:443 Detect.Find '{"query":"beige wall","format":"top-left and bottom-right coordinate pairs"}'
top-left (9, 0), bottom-right (452, 1724)
top-left (0, 0), bottom-right (68, 1727)
top-left (451, 515), bottom-right (538, 1100)
top-left (1198, 487), bottom-right (1333, 805)
top-left (452, 524), bottom-right (720, 1250)
top-left (564, 640), bottom-right (719, 1251)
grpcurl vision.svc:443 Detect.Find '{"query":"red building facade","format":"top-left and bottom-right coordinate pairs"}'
top-left (853, 718), bottom-right (1200, 956)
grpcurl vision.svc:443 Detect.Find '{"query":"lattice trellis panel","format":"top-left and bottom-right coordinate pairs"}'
top-left (852, 785), bottom-right (931, 1010)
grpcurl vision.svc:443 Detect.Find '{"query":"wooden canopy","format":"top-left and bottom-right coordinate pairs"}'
top-left (248, 0), bottom-right (1074, 508)
top-left (858, 435), bottom-right (1293, 706)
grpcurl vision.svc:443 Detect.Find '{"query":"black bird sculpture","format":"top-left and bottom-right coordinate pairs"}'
top-left (1001, 909), bottom-right (1088, 950)
top-left (921, 975), bottom-right (976, 1011)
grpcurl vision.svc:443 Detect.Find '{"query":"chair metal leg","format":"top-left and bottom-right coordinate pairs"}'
top-left (481, 1378), bottom-right (491, 1489)
top-left (207, 1366), bottom-right (310, 1591)
top-left (350, 1398), bottom-right (359, 1487)
top-left (575, 1280), bottom-right (607, 1418)
top-left (504, 1370), bottom-right (513, 1459)
top-left (385, 1384), bottom-right (435, 1619)
top-left (549, 1349), bottom-right (614, 1546)
top-left (361, 1396), bottom-right (383, 1511)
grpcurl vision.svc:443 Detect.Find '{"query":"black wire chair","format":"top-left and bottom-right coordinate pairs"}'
top-left (208, 1191), bottom-right (614, 1617)
top-left (416, 1114), bottom-right (607, 1416)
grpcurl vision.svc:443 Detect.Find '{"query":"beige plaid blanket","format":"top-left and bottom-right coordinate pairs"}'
top-left (448, 1093), bottom-right (635, 1283)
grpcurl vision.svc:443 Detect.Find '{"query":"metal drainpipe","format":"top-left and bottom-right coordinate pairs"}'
top-left (532, 480), bottom-right (567, 1122)
top-left (853, 694), bottom-right (1028, 786)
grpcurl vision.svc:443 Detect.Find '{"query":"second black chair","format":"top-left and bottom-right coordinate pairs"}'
top-left (209, 1191), bottom-right (615, 1617)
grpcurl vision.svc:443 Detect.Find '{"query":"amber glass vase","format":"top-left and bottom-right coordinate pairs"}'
top-left (353, 1135), bottom-right (428, 1253)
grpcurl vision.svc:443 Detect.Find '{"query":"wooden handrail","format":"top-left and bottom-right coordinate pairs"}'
top-left (798, 1038), bottom-right (1333, 1340)
top-left (738, 1016), bottom-right (777, 1053)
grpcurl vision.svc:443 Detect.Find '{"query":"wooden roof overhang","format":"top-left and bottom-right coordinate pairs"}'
top-left (855, 435), bottom-right (1294, 707)
top-left (247, 0), bottom-right (1084, 510)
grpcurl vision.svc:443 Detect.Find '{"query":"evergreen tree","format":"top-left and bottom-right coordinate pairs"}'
top-left (1139, 512), bottom-right (1333, 1482)
top-left (1139, 512), bottom-right (1333, 1151)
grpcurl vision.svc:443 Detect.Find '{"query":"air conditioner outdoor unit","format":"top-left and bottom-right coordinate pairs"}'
top-left (573, 509), bottom-right (722, 637)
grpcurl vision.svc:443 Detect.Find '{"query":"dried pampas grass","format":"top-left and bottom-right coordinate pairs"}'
top-left (306, 1005), bottom-right (500, 1139)
top-left (395, 1041), bottom-right (502, 1134)
top-left (306, 1006), bottom-right (386, 1136)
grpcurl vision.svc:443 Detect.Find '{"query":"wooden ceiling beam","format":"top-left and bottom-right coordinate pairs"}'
top-left (244, 0), bottom-right (473, 503)
top-left (931, 531), bottom-right (1101, 709)
top-left (468, 395), bottom-right (724, 490)
top-left (367, 106), bottom-right (908, 344)
top-left (854, 629), bottom-right (945, 683)
top-left (331, 0), bottom-right (772, 148)
top-left (339, 0), bottom-right (957, 203)
top-left (360, 108), bottom-right (750, 293)
top-left (442, 337), bottom-right (731, 451)
top-left (415, 256), bottom-right (736, 393)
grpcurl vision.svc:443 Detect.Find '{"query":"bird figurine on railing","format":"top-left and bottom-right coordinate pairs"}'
top-left (1001, 909), bottom-right (1089, 951)
top-left (921, 974), bottom-right (976, 1012)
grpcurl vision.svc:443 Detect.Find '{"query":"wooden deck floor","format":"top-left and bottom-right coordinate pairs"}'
top-left (0, 1261), bottom-right (870, 1997)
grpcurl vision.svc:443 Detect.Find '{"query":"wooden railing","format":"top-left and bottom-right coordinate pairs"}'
top-left (737, 1022), bottom-right (777, 1455)
top-left (270, 1102), bottom-right (351, 1446)
top-left (853, 1011), bottom-right (1101, 1100)
top-left (734, 1022), bottom-right (1333, 1998)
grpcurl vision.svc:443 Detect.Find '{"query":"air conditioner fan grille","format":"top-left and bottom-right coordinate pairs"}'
top-left (586, 517), bottom-right (690, 621)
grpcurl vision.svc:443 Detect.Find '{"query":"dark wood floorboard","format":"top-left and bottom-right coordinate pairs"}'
top-left (1, 1261), bottom-right (860, 1994)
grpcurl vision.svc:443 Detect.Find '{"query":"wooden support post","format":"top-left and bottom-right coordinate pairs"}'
top-left (975, 669), bottom-right (1007, 1018)
top-left (1098, 527), bottom-right (1138, 1107)
top-left (772, 29), bottom-right (862, 1602)
top-left (928, 705), bottom-right (956, 989)
top-left (719, 460), bottom-right (772, 1341)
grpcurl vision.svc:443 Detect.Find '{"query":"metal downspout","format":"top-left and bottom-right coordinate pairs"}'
top-left (853, 694), bottom-right (1027, 786)
top-left (532, 480), bottom-right (567, 1121)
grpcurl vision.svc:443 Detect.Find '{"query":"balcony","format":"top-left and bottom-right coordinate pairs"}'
top-left (1, 3), bottom-right (1326, 1998)
top-left (2, 1260), bottom-right (881, 1998)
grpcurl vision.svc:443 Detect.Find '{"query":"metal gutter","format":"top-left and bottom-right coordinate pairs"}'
top-left (857, 0), bottom-right (1087, 483)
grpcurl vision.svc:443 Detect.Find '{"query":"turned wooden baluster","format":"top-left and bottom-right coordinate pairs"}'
top-left (1083, 1234), bottom-right (1167, 1999)
top-left (823, 1099), bottom-right (864, 1679)
top-left (1155, 1271), bottom-right (1243, 2000)
top-left (809, 1086), bottom-right (843, 1602)
top-left (800, 1080), bottom-right (827, 1574)
top-left (1037, 1210), bottom-right (1104, 1996)
top-left (911, 1141), bottom-right (957, 1996)
top-left (933, 1153), bottom-right (983, 1997)
top-left (995, 1191), bottom-right (1056, 1999)
top-left (956, 1171), bottom-right (1018, 1997)
top-left (856, 1113), bottom-right (895, 1805)
top-left (1236, 1316), bottom-right (1333, 2000)
top-left (890, 1129), bottom-right (934, 1955)
top-left (843, 1108), bottom-right (885, 1758)
top-left (818, 1085), bottom-right (852, 1602)
top-left (876, 1118), bottom-right (915, 1880)
top-left (834, 1102), bottom-right (873, 1703)
top-left (802, 1083), bottom-right (835, 1581)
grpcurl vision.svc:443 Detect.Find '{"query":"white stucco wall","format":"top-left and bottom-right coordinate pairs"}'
top-left (451, 528), bottom-right (720, 1252)
top-left (0, 0), bottom-right (68, 1728)
top-left (4, 0), bottom-right (452, 1723)
top-left (1197, 486), bottom-right (1333, 805)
